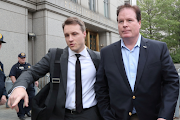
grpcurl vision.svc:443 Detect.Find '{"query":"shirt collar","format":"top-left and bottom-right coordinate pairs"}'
top-left (18, 62), bottom-right (26, 65)
top-left (68, 46), bottom-right (87, 57)
top-left (121, 34), bottom-right (141, 49)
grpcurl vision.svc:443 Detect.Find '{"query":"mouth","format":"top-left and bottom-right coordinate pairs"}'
top-left (122, 30), bottom-right (130, 33)
top-left (69, 43), bottom-right (74, 47)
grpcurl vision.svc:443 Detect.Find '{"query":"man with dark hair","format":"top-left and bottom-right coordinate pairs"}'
top-left (0, 33), bottom-right (7, 105)
top-left (8, 17), bottom-right (102, 120)
top-left (95, 3), bottom-right (179, 120)
top-left (9, 52), bottom-right (38, 120)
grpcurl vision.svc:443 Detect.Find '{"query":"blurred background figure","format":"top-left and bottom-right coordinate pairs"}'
top-left (9, 52), bottom-right (38, 120)
top-left (0, 33), bottom-right (7, 105)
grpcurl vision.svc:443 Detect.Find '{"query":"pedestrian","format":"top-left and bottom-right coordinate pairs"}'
top-left (95, 3), bottom-right (179, 120)
top-left (0, 33), bottom-right (7, 105)
top-left (8, 17), bottom-right (102, 120)
top-left (9, 52), bottom-right (38, 120)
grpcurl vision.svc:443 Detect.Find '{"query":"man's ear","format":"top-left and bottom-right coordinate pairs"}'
top-left (139, 20), bottom-right (141, 29)
top-left (83, 31), bottom-right (86, 38)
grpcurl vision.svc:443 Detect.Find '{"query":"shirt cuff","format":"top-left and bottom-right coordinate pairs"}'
top-left (8, 86), bottom-right (26, 97)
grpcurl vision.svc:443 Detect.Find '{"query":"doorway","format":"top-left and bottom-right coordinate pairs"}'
top-left (85, 30), bottom-right (99, 51)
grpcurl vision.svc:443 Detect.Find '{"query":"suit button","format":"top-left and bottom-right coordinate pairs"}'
top-left (132, 96), bottom-right (136, 99)
top-left (129, 112), bottom-right (132, 116)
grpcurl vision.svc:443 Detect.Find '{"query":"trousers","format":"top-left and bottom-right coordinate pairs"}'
top-left (65, 106), bottom-right (102, 120)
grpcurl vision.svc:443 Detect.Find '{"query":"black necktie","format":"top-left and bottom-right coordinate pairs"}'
top-left (75, 54), bottom-right (83, 113)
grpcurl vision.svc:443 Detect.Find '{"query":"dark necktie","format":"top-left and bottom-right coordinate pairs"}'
top-left (75, 54), bottom-right (83, 113)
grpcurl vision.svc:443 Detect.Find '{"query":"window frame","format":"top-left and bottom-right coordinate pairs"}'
top-left (71, 0), bottom-right (77, 3)
top-left (104, 0), bottom-right (109, 18)
top-left (89, 0), bottom-right (96, 12)
top-left (124, 0), bottom-right (130, 4)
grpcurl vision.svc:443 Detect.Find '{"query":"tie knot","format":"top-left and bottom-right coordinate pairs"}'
top-left (75, 54), bottom-right (81, 59)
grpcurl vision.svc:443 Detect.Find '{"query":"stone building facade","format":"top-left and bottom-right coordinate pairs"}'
top-left (0, 0), bottom-right (136, 75)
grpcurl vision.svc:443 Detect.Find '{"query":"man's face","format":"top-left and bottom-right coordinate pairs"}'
top-left (18, 57), bottom-right (26, 64)
top-left (64, 24), bottom-right (86, 53)
top-left (117, 8), bottom-right (141, 40)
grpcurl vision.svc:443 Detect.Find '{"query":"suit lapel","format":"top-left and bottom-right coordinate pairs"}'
top-left (87, 48), bottom-right (99, 71)
top-left (134, 37), bottom-right (148, 92)
top-left (60, 47), bottom-right (69, 93)
top-left (112, 41), bottom-right (132, 93)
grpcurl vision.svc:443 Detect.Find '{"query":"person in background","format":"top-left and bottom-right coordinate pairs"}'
top-left (95, 3), bottom-right (179, 120)
top-left (9, 52), bottom-right (38, 120)
top-left (0, 33), bottom-right (7, 105)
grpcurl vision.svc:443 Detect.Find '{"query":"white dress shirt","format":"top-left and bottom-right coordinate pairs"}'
top-left (65, 47), bottom-right (97, 110)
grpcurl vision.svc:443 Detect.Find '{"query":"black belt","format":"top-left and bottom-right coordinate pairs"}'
top-left (65, 106), bottom-right (93, 114)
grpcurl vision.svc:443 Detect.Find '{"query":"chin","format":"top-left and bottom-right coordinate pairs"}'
top-left (70, 47), bottom-right (75, 50)
top-left (122, 35), bottom-right (132, 38)
top-left (70, 48), bottom-right (77, 52)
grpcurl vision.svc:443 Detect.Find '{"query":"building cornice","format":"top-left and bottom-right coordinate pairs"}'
top-left (1, 0), bottom-right (118, 33)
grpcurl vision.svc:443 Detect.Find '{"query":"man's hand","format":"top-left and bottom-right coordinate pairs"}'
top-left (8, 87), bottom-right (29, 112)
top-left (0, 95), bottom-right (7, 105)
top-left (157, 118), bottom-right (166, 120)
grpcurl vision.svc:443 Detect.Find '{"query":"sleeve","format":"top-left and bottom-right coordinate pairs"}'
top-left (95, 49), bottom-right (116, 120)
top-left (9, 65), bottom-right (17, 77)
top-left (0, 64), bottom-right (7, 98)
top-left (8, 49), bottom-right (53, 93)
top-left (0, 73), bottom-right (6, 97)
top-left (3, 71), bottom-right (7, 97)
top-left (158, 42), bottom-right (179, 119)
top-left (2, 86), bottom-right (7, 98)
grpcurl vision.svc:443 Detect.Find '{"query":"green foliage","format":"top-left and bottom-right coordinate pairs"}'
top-left (170, 48), bottom-right (180, 63)
top-left (138, 0), bottom-right (180, 63)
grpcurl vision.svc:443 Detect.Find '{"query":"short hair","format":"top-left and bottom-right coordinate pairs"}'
top-left (116, 3), bottom-right (141, 22)
top-left (62, 17), bottom-right (86, 32)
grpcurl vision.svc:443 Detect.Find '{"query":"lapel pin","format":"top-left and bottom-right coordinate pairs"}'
top-left (143, 46), bottom-right (147, 49)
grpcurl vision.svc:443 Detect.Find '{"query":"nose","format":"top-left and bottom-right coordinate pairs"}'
top-left (123, 21), bottom-right (127, 27)
top-left (68, 35), bottom-right (73, 42)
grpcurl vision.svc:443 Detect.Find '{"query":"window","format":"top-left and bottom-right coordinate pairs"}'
top-left (89, 0), bottom-right (96, 12)
top-left (104, 0), bottom-right (109, 18)
top-left (71, 0), bottom-right (77, 3)
top-left (124, 0), bottom-right (130, 4)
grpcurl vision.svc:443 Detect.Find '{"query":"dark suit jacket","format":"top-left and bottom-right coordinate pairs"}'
top-left (10, 47), bottom-right (100, 120)
top-left (95, 36), bottom-right (179, 120)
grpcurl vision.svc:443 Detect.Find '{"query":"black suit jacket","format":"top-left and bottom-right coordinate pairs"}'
top-left (10, 47), bottom-right (100, 120)
top-left (95, 36), bottom-right (179, 120)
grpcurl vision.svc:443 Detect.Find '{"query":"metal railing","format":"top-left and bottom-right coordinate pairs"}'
top-left (5, 73), bottom-right (50, 90)
top-left (38, 73), bottom-right (50, 89)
